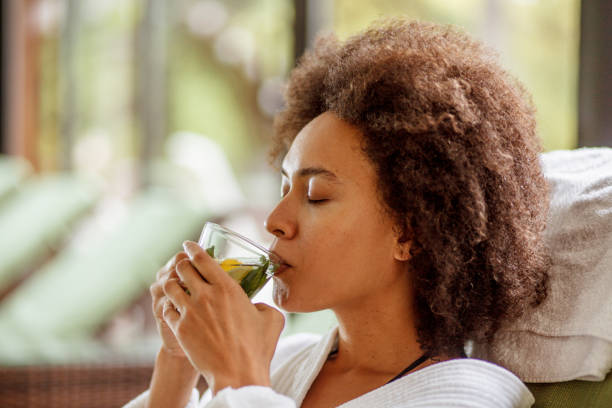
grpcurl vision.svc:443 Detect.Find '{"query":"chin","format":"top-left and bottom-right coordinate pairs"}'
top-left (272, 279), bottom-right (329, 313)
top-left (272, 278), bottom-right (290, 309)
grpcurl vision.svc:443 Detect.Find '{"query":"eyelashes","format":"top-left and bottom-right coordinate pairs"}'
top-left (280, 183), bottom-right (329, 205)
top-left (279, 193), bottom-right (328, 205)
top-left (279, 192), bottom-right (329, 205)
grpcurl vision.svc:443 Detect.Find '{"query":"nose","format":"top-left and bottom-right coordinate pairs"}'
top-left (264, 198), bottom-right (296, 239)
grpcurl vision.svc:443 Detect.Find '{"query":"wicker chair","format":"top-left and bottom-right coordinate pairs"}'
top-left (0, 362), bottom-right (209, 408)
top-left (0, 363), bottom-right (154, 408)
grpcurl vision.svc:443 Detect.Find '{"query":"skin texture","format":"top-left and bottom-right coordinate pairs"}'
top-left (266, 111), bottom-right (411, 314)
top-left (272, 18), bottom-right (550, 357)
top-left (145, 17), bottom-right (551, 407)
top-left (146, 244), bottom-right (284, 406)
top-left (150, 252), bottom-right (191, 359)
top-left (163, 241), bottom-right (285, 393)
top-left (266, 112), bottom-right (444, 407)
top-left (146, 253), bottom-right (199, 408)
top-left (147, 111), bottom-right (438, 408)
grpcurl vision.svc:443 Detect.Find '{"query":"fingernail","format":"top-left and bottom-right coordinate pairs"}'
top-left (182, 241), bottom-right (197, 257)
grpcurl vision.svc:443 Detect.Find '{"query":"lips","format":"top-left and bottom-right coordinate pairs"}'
top-left (268, 248), bottom-right (291, 275)
top-left (274, 263), bottom-right (291, 275)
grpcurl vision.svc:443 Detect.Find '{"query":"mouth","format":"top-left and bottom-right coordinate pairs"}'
top-left (268, 249), bottom-right (291, 275)
top-left (274, 262), bottom-right (291, 275)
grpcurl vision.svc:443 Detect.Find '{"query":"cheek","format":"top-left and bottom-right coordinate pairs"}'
top-left (309, 217), bottom-right (395, 287)
top-left (297, 228), bottom-right (355, 280)
top-left (301, 222), bottom-right (385, 285)
top-left (302, 210), bottom-right (386, 266)
top-left (273, 208), bottom-right (396, 312)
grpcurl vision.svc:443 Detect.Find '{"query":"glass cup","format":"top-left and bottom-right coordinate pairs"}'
top-left (198, 222), bottom-right (281, 298)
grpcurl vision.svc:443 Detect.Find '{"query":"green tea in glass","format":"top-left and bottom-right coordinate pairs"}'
top-left (198, 222), bottom-right (281, 298)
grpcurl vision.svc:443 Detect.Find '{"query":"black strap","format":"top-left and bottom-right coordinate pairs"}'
top-left (385, 352), bottom-right (430, 384)
top-left (328, 346), bottom-right (430, 384)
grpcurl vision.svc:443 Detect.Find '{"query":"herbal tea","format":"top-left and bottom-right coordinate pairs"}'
top-left (196, 223), bottom-right (281, 299)
top-left (207, 246), bottom-right (277, 298)
top-left (218, 256), bottom-right (271, 298)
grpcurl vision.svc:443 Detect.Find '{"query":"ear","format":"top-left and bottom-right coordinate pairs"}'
top-left (393, 226), bottom-right (413, 261)
top-left (393, 239), bottom-right (413, 261)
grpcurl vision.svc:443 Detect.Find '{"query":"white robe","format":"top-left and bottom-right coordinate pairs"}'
top-left (124, 327), bottom-right (534, 408)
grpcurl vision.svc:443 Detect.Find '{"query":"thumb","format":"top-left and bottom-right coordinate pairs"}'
top-left (254, 303), bottom-right (286, 332)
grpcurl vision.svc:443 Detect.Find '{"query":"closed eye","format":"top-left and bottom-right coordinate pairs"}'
top-left (307, 198), bottom-right (329, 205)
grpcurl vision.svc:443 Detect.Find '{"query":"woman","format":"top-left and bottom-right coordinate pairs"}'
top-left (126, 18), bottom-right (550, 408)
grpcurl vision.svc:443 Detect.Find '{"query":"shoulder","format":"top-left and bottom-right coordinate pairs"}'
top-left (271, 332), bottom-right (322, 372)
top-left (402, 358), bottom-right (535, 407)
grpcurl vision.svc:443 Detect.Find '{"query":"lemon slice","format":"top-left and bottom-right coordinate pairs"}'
top-left (219, 258), bottom-right (239, 271)
top-left (219, 258), bottom-right (255, 282)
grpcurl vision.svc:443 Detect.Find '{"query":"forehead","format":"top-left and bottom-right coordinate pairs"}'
top-left (281, 112), bottom-right (372, 179)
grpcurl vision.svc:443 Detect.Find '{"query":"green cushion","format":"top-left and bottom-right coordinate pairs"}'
top-left (0, 189), bottom-right (208, 364)
top-left (0, 155), bottom-right (32, 203)
top-left (0, 174), bottom-right (98, 289)
top-left (526, 370), bottom-right (612, 408)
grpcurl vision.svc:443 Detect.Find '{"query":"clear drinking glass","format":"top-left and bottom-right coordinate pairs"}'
top-left (198, 222), bottom-right (281, 298)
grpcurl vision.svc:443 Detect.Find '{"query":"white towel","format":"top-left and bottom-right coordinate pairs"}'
top-left (474, 147), bottom-right (612, 382)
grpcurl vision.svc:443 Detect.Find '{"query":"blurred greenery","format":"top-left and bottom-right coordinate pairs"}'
top-left (167, 31), bottom-right (254, 169)
top-left (38, 0), bottom-right (293, 178)
top-left (36, 0), bottom-right (578, 178)
top-left (334, 0), bottom-right (580, 151)
top-left (167, 0), bottom-right (293, 173)
top-left (0, 189), bottom-right (207, 364)
top-left (3, 0), bottom-right (580, 364)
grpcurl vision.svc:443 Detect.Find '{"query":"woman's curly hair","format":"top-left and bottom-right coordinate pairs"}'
top-left (270, 18), bottom-right (550, 358)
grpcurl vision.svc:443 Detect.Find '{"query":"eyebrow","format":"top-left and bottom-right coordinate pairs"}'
top-left (281, 166), bottom-right (341, 182)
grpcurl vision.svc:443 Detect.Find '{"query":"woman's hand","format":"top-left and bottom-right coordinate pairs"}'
top-left (162, 241), bottom-right (285, 395)
top-left (150, 252), bottom-right (191, 360)
top-left (147, 252), bottom-right (201, 408)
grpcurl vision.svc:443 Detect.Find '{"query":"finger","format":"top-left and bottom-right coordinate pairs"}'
top-left (162, 298), bottom-right (181, 327)
top-left (153, 294), bottom-right (165, 319)
top-left (166, 265), bottom-right (184, 289)
top-left (182, 241), bottom-right (230, 286)
top-left (152, 282), bottom-right (169, 311)
top-left (254, 303), bottom-right (286, 333)
top-left (157, 252), bottom-right (189, 280)
top-left (150, 281), bottom-right (163, 299)
top-left (150, 283), bottom-right (169, 317)
top-left (150, 283), bottom-right (163, 309)
top-left (163, 277), bottom-right (190, 312)
top-left (176, 258), bottom-right (210, 295)
top-left (254, 302), bottom-right (284, 318)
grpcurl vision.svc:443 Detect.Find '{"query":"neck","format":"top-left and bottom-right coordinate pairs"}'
top-left (329, 268), bottom-right (429, 375)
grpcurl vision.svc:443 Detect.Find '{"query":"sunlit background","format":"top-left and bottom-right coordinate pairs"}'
top-left (3, 0), bottom-right (610, 405)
